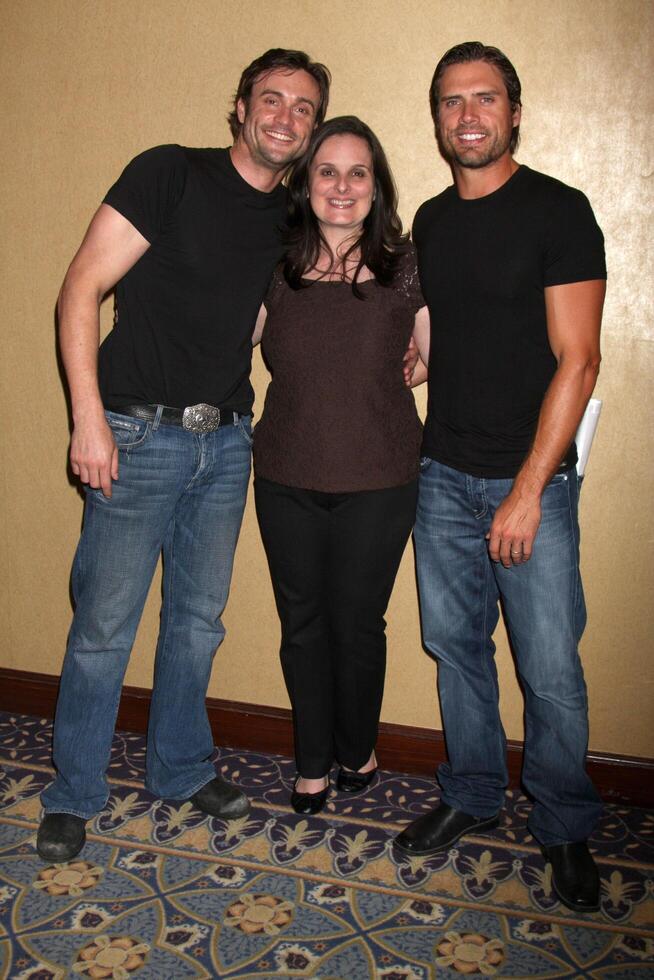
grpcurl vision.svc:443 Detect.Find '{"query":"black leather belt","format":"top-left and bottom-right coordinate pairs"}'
top-left (109, 403), bottom-right (240, 434)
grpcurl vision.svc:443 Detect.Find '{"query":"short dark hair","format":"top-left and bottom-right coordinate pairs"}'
top-left (228, 48), bottom-right (331, 139)
top-left (283, 115), bottom-right (409, 296)
top-left (430, 41), bottom-right (522, 153)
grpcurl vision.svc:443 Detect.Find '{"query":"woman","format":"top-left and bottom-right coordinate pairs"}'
top-left (252, 116), bottom-right (429, 814)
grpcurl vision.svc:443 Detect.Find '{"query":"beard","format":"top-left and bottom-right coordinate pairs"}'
top-left (437, 126), bottom-right (513, 169)
top-left (239, 115), bottom-right (306, 173)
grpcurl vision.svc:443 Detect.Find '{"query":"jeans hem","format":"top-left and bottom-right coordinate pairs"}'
top-left (440, 791), bottom-right (503, 821)
top-left (41, 805), bottom-right (97, 821)
top-left (145, 768), bottom-right (217, 802)
top-left (530, 831), bottom-right (596, 848)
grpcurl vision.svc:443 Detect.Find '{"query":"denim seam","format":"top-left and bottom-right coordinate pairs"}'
top-left (144, 514), bottom-right (176, 796)
top-left (155, 772), bottom-right (217, 802)
top-left (482, 487), bottom-right (505, 795)
top-left (104, 411), bottom-right (152, 451)
top-left (43, 800), bottom-right (107, 820)
top-left (122, 423), bottom-right (152, 452)
top-left (480, 546), bottom-right (501, 744)
top-left (143, 764), bottom-right (216, 801)
top-left (237, 416), bottom-right (254, 448)
top-left (564, 475), bottom-right (582, 643)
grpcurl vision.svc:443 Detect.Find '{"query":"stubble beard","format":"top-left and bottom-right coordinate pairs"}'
top-left (438, 126), bottom-right (512, 170)
top-left (242, 119), bottom-right (302, 174)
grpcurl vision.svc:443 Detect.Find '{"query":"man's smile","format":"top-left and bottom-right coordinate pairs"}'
top-left (457, 131), bottom-right (487, 142)
top-left (265, 129), bottom-right (294, 143)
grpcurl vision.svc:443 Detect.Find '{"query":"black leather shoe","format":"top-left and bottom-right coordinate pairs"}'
top-left (37, 813), bottom-right (87, 862)
top-left (542, 841), bottom-right (600, 913)
top-left (189, 777), bottom-right (250, 820)
top-left (337, 767), bottom-right (378, 793)
top-left (291, 777), bottom-right (329, 815)
top-left (394, 803), bottom-right (500, 856)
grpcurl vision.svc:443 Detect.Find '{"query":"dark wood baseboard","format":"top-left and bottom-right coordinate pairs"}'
top-left (1, 667), bottom-right (651, 808)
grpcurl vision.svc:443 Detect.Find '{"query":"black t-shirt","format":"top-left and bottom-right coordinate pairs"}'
top-left (99, 145), bottom-right (287, 412)
top-left (414, 165), bottom-right (607, 478)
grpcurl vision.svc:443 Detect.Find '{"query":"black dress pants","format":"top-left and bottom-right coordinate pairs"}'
top-left (254, 477), bottom-right (418, 778)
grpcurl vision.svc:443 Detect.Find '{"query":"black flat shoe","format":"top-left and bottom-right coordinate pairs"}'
top-left (542, 841), bottom-right (600, 913)
top-left (37, 812), bottom-right (87, 863)
top-left (394, 803), bottom-right (500, 856)
top-left (337, 767), bottom-right (378, 793)
top-left (291, 777), bottom-right (329, 815)
top-left (189, 776), bottom-right (250, 820)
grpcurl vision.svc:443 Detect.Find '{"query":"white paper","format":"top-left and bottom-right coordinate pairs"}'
top-left (575, 398), bottom-right (602, 476)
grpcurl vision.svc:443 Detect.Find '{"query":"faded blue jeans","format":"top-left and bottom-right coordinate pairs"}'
top-left (41, 408), bottom-right (252, 819)
top-left (414, 458), bottom-right (602, 846)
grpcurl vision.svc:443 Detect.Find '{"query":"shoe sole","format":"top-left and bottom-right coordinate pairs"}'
top-left (393, 815), bottom-right (500, 856)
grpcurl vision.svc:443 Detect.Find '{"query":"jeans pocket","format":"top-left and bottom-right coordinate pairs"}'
top-left (237, 414), bottom-right (254, 447)
top-left (105, 411), bottom-right (151, 450)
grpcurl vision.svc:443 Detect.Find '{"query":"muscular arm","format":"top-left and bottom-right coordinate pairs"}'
top-left (58, 204), bottom-right (150, 496)
top-left (487, 279), bottom-right (605, 567)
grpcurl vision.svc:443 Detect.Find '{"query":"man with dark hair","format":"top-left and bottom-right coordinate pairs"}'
top-left (38, 48), bottom-right (330, 863)
top-left (227, 47), bottom-right (331, 139)
top-left (395, 42), bottom-right (606, 913)
top-left (428, 41), bottom-right (522, 151)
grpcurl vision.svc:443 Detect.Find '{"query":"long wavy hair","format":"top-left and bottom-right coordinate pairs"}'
top-left (283, 116), bottom-right (409, 297)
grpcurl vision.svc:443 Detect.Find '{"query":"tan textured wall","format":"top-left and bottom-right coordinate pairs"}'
top-left (1, 0), bottom-right (652, 757)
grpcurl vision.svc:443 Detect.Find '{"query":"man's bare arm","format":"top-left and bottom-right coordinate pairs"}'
top-left (408, 305), bottom-right (430, 387)
top-left (58, 204), bottom-right (150, 497)
top-left (251, 303), bottom-right (267, 347)
top-left (487, 279), bottom-right (605, 567)
top-left (402, 306), bottom-right (430, 386)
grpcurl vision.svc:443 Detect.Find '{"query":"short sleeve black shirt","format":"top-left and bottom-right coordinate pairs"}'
top-left (99, 145), bottom-right (287, 412)
top-left (414, 165), bottom-right (606, 477)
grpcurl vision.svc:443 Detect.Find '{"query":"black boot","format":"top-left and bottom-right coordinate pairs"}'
top-left (37, 813), bottom-right (87, 862)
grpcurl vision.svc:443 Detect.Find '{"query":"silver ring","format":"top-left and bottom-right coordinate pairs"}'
top-left (510, 550), bottom-right (521, 556)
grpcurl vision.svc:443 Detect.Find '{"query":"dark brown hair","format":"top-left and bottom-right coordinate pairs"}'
top-left (283, 116), bottom-right (409, 297)
top-left (228, 48), bottom-right (331, 139)
top-left (430, 41), bottom-right (522, 152)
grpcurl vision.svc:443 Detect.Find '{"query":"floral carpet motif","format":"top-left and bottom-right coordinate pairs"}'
top-left (0, 712), bottom-right (653, 978)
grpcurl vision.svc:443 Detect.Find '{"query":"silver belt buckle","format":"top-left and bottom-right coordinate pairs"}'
top-left (182, 403), bottom-right (221, 433)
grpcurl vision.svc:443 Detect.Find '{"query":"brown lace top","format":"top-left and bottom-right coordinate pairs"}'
top-left (253, 246), bottom-right (425, 493)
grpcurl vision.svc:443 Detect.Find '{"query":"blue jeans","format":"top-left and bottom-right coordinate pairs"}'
top-left (41, 408), bottom-right (252, 819)
top-left (414, 458), bottom-right (602, 846)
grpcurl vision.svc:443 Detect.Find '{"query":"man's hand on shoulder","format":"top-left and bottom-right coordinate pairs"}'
top-left (70, 411), bottom-right (118, 498)
top-left (486, 481), bottom-right (542, 568)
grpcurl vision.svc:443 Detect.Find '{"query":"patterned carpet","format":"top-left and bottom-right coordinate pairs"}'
top-left (0, 712), bottom-right (652, 979)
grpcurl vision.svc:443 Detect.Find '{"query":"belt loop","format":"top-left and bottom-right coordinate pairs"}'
top-left (232, 411), bottom-right (239, 426)
top-left (152, 404), bottom-right (164, 432)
